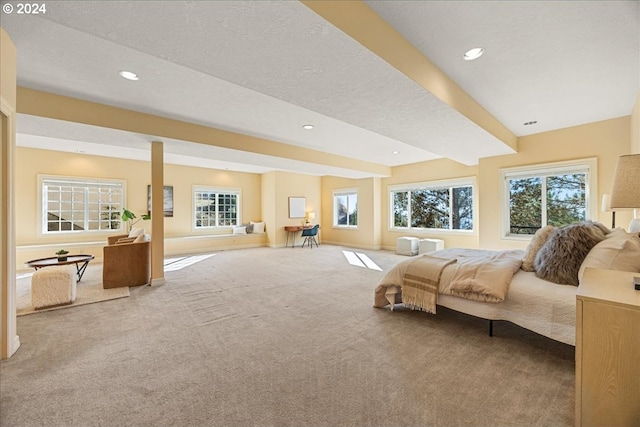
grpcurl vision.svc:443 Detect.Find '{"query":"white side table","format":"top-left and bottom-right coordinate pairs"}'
top-left (396, 237), bottom-right (419, 256)
top-left (419, 238), bottom-right (444, 254)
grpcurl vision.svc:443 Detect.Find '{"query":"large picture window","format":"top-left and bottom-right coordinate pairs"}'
top-left (390, 178), bottom-right (475, 232)
top-left (40, 176), bottom-right (125, 234)
top-left (193, 187), bottom-right (240, 228)
top-left (333, 189), bottom-right (358, 227)
top-left (501, 158), bottom-right (597, 237)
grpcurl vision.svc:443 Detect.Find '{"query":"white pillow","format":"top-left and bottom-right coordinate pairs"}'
top-left (578, 230), bottom-right (640, 282)
top-left (250, 221), bottom-right (265, 234)
top-left (233, 226), bottom-right (247, 235)
top-left (133, 233), bottom-right (147, 243)
top-left (128, 228), bottom-right (145, 238)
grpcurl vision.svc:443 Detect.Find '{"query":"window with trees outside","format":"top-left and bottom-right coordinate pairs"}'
top-left (333, 190), bottom-right (358, 227)
top-left (501, 158), bottom-right (597, 237)
top-left (390, 178), bottom-right (475, 232)
top-left (193, 187), bottom-right (240, 228)
top-left (41, 176), bottom-right (125, 234)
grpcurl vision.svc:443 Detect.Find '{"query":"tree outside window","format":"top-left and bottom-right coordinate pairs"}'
top-left (392, 181), bottom-right (474, 231)
top-left (508, 173), bottom-right (586, 235)
top-left (334, 191), bottom-right (357, 227)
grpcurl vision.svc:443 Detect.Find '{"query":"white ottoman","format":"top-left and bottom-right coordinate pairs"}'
top-left (31, 266), bottom-right (77, 309)
top-left (396, 237), bottom-right (419, 256)
top-left (419, 238), bottom-right (445, 254)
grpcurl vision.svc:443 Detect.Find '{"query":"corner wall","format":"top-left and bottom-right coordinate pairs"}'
top-left (380, 159), bottom-right (480, 250)
top-left (479, 116), bottom-right (631, 249)
top-left (263, 171), bottom-right (321, 248)
top-left (0, 27), bottom-right (19, 359)
top-left (321, 176), bottom-right (382, 250)
top-left (632, 91), bottom-right (640, 154)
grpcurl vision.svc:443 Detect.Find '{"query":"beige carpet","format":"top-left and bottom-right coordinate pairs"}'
top-left (16, 265), bottom-right (130, 316)
top-left (2, 246), bottom-right (574, 427)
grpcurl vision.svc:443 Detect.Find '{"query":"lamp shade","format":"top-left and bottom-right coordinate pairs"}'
top-left (308, 211), bottom-right (316, 220)
top-left (609, 154), bottom-right (640, 209)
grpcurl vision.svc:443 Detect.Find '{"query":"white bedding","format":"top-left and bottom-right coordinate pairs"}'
top-left (438, 270), bottom-right (576, 345)
top-left (374, 248), bottom-right (578, 346)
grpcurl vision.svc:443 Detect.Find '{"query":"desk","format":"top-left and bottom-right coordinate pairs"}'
top-left (284, 225), bottom-right (313, 248)
top-left (26, 254), bottom-right (95, 282)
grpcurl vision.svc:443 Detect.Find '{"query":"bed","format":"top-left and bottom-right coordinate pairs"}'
top-left (374, 223), bottom-right (640, 346)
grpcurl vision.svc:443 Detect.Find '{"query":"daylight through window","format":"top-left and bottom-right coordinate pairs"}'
top-left (41, 176), bottom-right (125, 234)
top-left (194, 188), bottom-right (240, 228)
top-left (390, 178), bottom-right (474, 232)
top-left (501, 159), bottom-right (596, 236)
top-left (333, 190), bottom-right (358, 227)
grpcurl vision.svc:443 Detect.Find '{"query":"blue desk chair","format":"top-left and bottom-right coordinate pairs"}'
top-left (301, 225), bottom-right (319, 248)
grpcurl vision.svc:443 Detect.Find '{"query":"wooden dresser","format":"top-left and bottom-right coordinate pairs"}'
top-left (575, 268), bottom-right (640, 427)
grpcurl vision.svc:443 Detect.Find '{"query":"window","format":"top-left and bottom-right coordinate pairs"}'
top-left (390, 178), bottom-right (475, 232)
top-left (333, 189), bottom-right (358, 227)
top-left (193, 187), bottom-right (240, 228)
top-left (501, 158), bottom-right (597, 237)
top-left (40, 176), bottom-right (125, 234)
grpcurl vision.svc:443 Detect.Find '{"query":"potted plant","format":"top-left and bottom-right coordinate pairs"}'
top-left (121, 209), bottom-right (151, 232)
top-left (55, 249), bottom-right (69, 261)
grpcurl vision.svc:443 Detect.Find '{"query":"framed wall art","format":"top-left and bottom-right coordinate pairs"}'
top-left (148, 185), bottom-right (174, 217)
top-left (288, 197), bottom-right (306, 218)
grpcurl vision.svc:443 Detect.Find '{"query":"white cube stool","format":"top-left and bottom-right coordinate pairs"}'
top-left (419, 238), bottom-right (445, 254)
top-left (396, 237), bottom-right (419, 256)
top-left (31, 266), bottom-right (77, 310)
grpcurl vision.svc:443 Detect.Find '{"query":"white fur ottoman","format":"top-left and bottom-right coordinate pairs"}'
top-left (31, 266), bottom-right (77, 309)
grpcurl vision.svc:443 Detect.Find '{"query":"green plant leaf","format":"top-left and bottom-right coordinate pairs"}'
top-left (122, 209), bottom-right (136, 222)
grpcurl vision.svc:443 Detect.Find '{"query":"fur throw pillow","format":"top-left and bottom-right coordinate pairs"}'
top-left (534, 221), bottom-right (608, 286)
top-left (521, 225), bottom-right (556, 272)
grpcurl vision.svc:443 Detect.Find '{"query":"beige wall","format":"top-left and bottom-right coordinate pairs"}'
top-left (16, 115), bottom-right (634, 261)
top-left (14, 147), bottom-right (266, 265)
top-left (479, 116), bottom-right (631, 250)
top-left (331, 117), bottom-right (631, 253)
top-left (267, 171), bottom-right (321, 248)
top-left (632, 91), bottom-right (640, 154)
top-left (321, 176), bottom-right (382, 250)
top-left (380, 159), bottom-right (480, 250)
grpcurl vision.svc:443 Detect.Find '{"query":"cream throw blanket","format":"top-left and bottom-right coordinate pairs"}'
top-left (401, 255), bottom-right (457, 313)
top-left (374, 249), bottom-right (523, 310)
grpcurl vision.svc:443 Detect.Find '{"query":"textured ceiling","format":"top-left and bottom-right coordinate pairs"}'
top-left (2, 0), bottom-right (638, 177)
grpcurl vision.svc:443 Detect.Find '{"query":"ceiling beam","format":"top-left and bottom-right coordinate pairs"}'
top-left (301, 0), bottom-right (518, 153)
top-left (16, 87), bottom-right (391, 177)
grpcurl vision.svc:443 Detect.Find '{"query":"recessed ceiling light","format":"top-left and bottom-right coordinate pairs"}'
top-left (523, 121), bottom-right (538, 126)
top-left (392, 151), bottom-right (399, 155)
top-left (118, 70), bottom-right (139, 81)
top-left (463, 47), bottom-right (484, 61)
top-left (302, 124), bottom-right (314, 130)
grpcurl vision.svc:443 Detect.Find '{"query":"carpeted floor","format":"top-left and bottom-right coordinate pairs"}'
top-left (0, 246), bottom-right (575, 427)
top-left (15, 267), bottom-right (130, 316)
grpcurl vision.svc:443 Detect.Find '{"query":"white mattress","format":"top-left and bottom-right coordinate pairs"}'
top-left (438, 270), bottom-right (577, 345)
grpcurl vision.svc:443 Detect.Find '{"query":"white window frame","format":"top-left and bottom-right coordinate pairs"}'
top-left (39, 174), bottom-right (127, 236)
top-left (333, 188), bottom-right (358, 229)
top-left (192, 186), bottom-right (241, 230)
top-left (388, 177), bottom-right (477, 234)
top-left (500, 158), bottom-right (598, 240)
